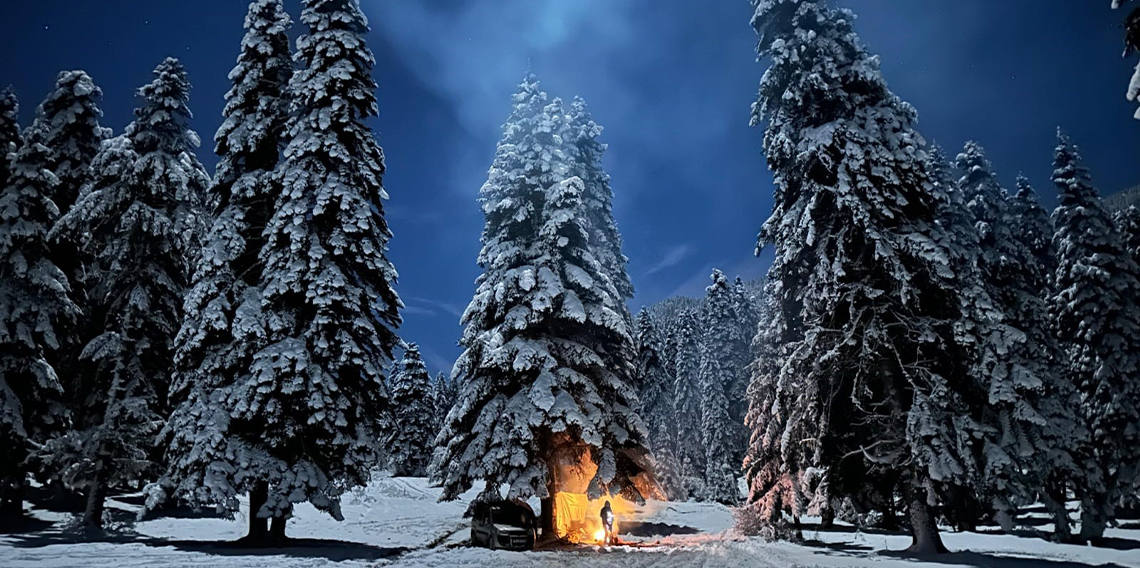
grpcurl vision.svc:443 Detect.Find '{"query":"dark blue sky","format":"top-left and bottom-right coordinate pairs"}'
top-left (2, 1), bottom-right (1136, 374)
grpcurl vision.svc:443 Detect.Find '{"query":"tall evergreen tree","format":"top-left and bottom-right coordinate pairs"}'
top-left (154, 0), bottom-right (295, 542)
top-left (1049, 131), bottom-right (1140, 543)
top-left (566, 97), bottom-right (634, 303)
top-left (1114, 0), bottom-right (1140, 118)
top-left (0, 128), bottom-right (78, 520)
top-left (698, 270), bottom-right (742, 505)
top-left (222, 0), bottom-right (401, 537)
top-left (31, 71), bottom-right (111, 410)
top-left (1116, 205), bottom-right (1140, 261)
top-left (672, 308), bottom-right (704, 499)
top-left (432, 78), bottom-right (651, 537)
top-left (744, 0), bottom-right (989, 553)
top-left (32, 71), bottom-right (111, 215)
top-left (634, 309), bottom-right (683, 500)
top-left (47, 58), bottom-right (207, 531)
top-left (1012, 175), bottom-right (1057, 276)
top-left (1008, 173), bottom-right (1084, 540)
top-left (0, 89), bottom-right (20, 191)
top-left (952, 141), bottom-right (1066, 530)
top-left (430, 371), bottom-right (456, 436)
top-left (388, 344), bottom-right (435, 477)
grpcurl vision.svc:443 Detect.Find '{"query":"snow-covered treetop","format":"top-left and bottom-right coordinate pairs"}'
top-left (129, 58), bottom-right (201, 158)
top-left (213, 0), bottom-right (292, 210)
top-left (0, 88), bottom-right (21, 190)
top-left (566, 96), bottom-right (634, 302)
top-left (0, 127), bottom-right (60, 266)
top-left (31, 70), bottom-right (111, 213)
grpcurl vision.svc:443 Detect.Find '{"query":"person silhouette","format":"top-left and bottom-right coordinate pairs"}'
top-left (600, 500), bottom-right (615, 545)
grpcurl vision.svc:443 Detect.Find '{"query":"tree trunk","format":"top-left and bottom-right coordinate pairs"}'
top-left (1078, 492), bottom-right (1109, 544)
top-left (905, 481), bottom-right (948, 554)
top-left (0, 475), bottom-right (24, 520)
top-left (269, 515), bottom-right (287, 541)
top-left (82, 465), bottom-right (107, 532)
top-left (540, 464), bottom-right (557, 539)
top-left (245, 481), bottom-right (269, 542)
top-left (540, 496), bottom-right (555, 539)
top-left (819, 502), bottom-right (835, 529)
top-left (1043, 479), bottom-right (1072, 543)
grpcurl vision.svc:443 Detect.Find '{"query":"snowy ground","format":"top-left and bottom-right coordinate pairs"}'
top-left (1, 476), bottom-right (1138, 568)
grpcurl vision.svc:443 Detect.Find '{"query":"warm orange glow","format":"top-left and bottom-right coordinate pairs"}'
top-left (549, 449), bottom-right (638, 545)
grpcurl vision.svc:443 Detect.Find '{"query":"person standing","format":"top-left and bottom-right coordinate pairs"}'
top-left (600, 500), bottom-right (615, 545)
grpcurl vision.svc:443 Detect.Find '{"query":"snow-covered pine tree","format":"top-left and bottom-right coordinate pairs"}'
top-left (741, 284), bottom-right (808, 538)
top-left (1116, 205), bottom-right (1140, 261)
top-left (1049, 131), bottom-right (1140, 543)
top-left (388, 344), bottom-right (435, 477)
top-left (567, 97), bottom-right (634, 303)
top-left (744, 0), bottom-right (988, 553)
top-left (672, 308), bottom-right (705, 499)
top-left (0, 128), bottom-right (78, 520)
top-left (129, 58), bottom-right (211, 278)
top-left (1012, 175), bottom-right (1057, 277)
top-left (431, 78), bottom-right (651, 537)
top-left (726, 275), bottom-right (756, 464)
top-left (230, 0), bottom-right (401, 536)
top-left (634, 309), bottom-right (683, 500)
top-left (1008, 173), bottom-right (1084, 541)
top-left (430, 371), bottom-right (456, 436)
top-left (153, 0), bottom-right (294, 542)
top-left (33, 71), bottom-right (111, 216)
top-left (953, 141), bottom-right (1079, 532)
top-left (45, 58), bottom-right (206, 531)
top-left (1114, 0), bottom-right (1140, 118)
top-left (698, 270), bottom-right (743, 505)
top-left (31, 71), bottom-right (111, 409)
top-left (0, 89), bottom-right (20, 191)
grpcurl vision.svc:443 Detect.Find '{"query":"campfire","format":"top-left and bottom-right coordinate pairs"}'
top-left (548, 448), bottom-right (652, 545)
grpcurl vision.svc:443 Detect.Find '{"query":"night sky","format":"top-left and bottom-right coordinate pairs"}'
top-left (1, 1), bottom-right (1136, 375)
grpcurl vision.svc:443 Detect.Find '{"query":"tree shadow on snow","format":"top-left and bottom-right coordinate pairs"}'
top-left (0, 516), bottom-right (55, 535)
top-left (5, 532), bottom-right (408, 563)
top-left (150, 538), bottom-right (409, 562)
top-left (620, 522), bottom-right (701, 537)
top-left (878, 549), bottom-right (1131, 568)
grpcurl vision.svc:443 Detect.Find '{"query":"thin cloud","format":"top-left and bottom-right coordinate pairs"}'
top-left (644, 243), bottom-right (694, 276)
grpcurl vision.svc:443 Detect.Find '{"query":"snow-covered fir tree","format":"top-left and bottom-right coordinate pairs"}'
top-left (1007, 173), bottom-right (1084, 540)
top-left (741, 287), bottom-right (807, 538)
top-left (672, 308), bottom-right (705, 500)
top-left (0, 128), bottom-right (78, 520)
top-left (1114, 0), bottom-right (1140, 118)
top-left (1049, 131), bottom-right (1140, 543)
top-left (45, 58), bottom-right (207, 531)
top-left (698, 270), bottom-right (742, 505)
top-left (388, 343), bottom-right (435, 477)
top-left (431, 76), bottom-right (651, 536)
top-left (30, 70), bottom-right (111, 405)
top-left (1115, 205), bottom-right (1140, 261)
top-left (1012, 175), bottom-right (1057, 276)
top-left (953, 141), bottom-right (1076, 532)
top-left (205, 0), bottom-right (402, 537)
top-left (32, 71), bottom-right (111, 216)
top-left (566, 96), bottom-right (634, 303)
top-left (0, 89), bottom-right (20, 191)
top-left (744, 0), bottom-right (991, 553)
top-left (153, 0), bottom-right (294, 542)
top-left (634, 309), bottom-right (683, 500)
top-left (430, 371), bottom-right (456, 436)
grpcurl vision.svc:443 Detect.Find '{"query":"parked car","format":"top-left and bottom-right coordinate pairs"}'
top-left (470, 500), bottom-right (538, 550)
